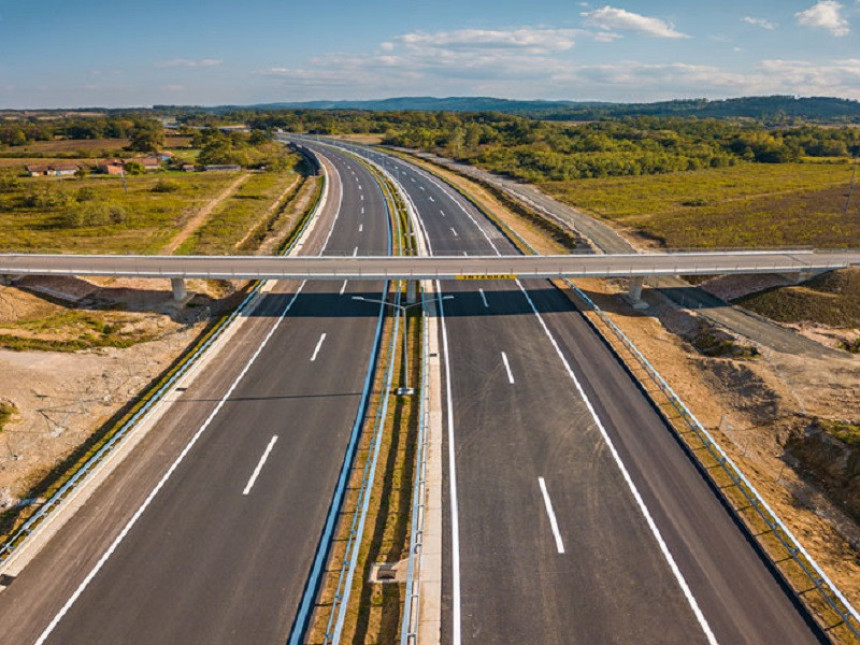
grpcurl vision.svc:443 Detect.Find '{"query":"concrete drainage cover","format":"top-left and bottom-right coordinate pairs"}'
top-left (369, 560), bottom-right (407, 584)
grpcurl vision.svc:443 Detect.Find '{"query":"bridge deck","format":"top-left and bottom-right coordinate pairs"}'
top-left (0, 250), bottom-right (857, 281)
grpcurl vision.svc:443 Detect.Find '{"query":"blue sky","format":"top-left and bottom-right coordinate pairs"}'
top-left (1, 1), bottom-right (859, 108)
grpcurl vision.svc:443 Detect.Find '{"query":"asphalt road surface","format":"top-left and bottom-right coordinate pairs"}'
top-left (0, 147), bottom-right (391, 644)
top-left (345, 144), bottom-right (824, 644)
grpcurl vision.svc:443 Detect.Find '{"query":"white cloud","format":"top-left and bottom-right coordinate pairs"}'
top-left (581, 6), bottom-right (690, 39)
top-left (259, 26), bottom-right (860, 101)
top-left (795, 1), bottom-right (850, 37)
top-left (154, 58), bottom-right (223, 68)
top-left (742, 16), bottom-right (777, 30)
top-left (398, 28), bottom-right (579, 54)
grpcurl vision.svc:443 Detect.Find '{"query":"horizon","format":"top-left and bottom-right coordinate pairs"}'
top-left (2, 1), bottom-right (860, 109)
top-left (2, 93), bottom-right (859, 114)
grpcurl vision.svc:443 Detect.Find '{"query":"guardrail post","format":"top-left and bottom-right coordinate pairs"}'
top-left (170, 277), bottom-right (187, 301)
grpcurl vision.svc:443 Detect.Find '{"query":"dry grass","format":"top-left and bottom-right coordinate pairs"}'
top-left (0, 172), bottom-right (242, 254)
top-left (542, 161), bottom-right (860, 248)
top-left (0, 136), bottom-right (192, 157)
top-left (735, 268), bottom-right (860, 327)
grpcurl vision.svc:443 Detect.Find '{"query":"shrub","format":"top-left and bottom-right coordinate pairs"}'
top-left (151, 179), bottom-right (180, 193)
top-left (124, 161), bottom-right (145, 175)
top-left (58, 202), bottom-right (127, 228)
top-left (75, 186), bottom-right (98, 202)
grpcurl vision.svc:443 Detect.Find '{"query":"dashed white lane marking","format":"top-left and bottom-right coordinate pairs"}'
top-left (361, 206), bottom-right (365, 214)
top-left (358, 224), bottom-right (363, 232)
top-left (450, 227), bottom-right (458, 238)
top-left (358, 184), bottom-right (362, 190)
top-left (33, 280), bottom-right (310, 645)
top-left (243, 435), bottom-right (278, 496)
top-left (478, 288), bottom-right (488, 308)
top-left (428, 196), bottom-right (435, 202)
top-left (352, 246), bottom-right (359, 256)
top-left (360, 194), bottom-right (364, 201)
top-left (339, 280), bottom-right (348, 296)
top-left (538, 477), bottom-right (565, 554)
top-left (501, 351), bottom-right (515, 384)
top-left (310, 333), bottom-right (327, 362)
top-left (440, 209), bottom-right (446, 218)
top-left (419, 185), bottom-right (425, 191)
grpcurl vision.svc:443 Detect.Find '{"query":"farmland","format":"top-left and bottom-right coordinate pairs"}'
top-left (0, 171), bottom-right (247, 254)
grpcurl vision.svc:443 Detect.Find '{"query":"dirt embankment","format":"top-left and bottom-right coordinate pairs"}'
top-left (0, 276), bottom-right (249, 510)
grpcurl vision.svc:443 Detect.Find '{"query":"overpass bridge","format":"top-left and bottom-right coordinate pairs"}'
top-left (0, 249), bottom-right (857, 301)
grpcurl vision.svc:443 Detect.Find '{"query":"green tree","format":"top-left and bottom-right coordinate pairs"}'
top-left (127, 120), bottom-right (164, 153)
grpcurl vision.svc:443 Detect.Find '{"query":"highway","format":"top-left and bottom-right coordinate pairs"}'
top-left (0, 147), bottom-right (392, 643)
top-left (339, 143), bottom-right (825, 643)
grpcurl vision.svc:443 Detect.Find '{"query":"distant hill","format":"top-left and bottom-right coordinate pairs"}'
top-left (245, 96), bottom-right (860, 122)
top-left (232, 97), bottom-right (599, 113)
top-left (161, 95), bottom-right (860, 123)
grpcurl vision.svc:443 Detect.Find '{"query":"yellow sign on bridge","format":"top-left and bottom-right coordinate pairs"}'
top-left (455, 274), bottom-right (518, 281)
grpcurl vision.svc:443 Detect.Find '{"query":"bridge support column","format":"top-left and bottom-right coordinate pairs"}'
top-left (171, 277), bottom-right (188, 301)
top-left (788, 269), bottom-right (812, 284)
top-left (625, 277), bottom-right (648, 309)
top-left (406, 279), bottom-right (419, 304)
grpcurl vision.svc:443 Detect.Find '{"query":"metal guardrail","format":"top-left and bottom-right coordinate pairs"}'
top-left (0, 169), bottom-right (328, 568)
top-left (401, 300), bottom-right (431, 645)
top-left (287, 149), bottom-right (393, 645)
top-left (568, 280), bottom-right (860, 640)
top-left (321, 153), bottom-right (405, 644)
top-left (324, 286), bottom-right (402, 643)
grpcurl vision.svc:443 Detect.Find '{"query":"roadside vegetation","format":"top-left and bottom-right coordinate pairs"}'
top-left (174, 165), bottom-right (304, 254)
top-left (0, 171), bottom-right (241, 253)
top-left (0, 401), bottom-right (18, 432)
top-left (0, 308), bottom-right (161, 352)
top-left (734, 269), bottom-right (860, 327)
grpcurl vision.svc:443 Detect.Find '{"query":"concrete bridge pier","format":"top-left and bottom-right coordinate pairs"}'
top-left (406, 279), bottom-right (419, 304)
top-left (626, 276), bottom-right (649, 309)
top-left (171, 277), bottom-right (188, 301)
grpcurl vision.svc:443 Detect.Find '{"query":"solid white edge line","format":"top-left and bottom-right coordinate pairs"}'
top-left (516, 281), bottom-right (718, 645)
top-left (242, 435), bottom-right (278, 496)
top-left (538, 477), bottom-right (565, 554)
top-left (310, 332), bottom-right (327, 362)
top-left (35, 282), bottom-right (309, 645)
top-left (501, 351), bottom-right (515, 385)
top-left (478, 288), bottom-right (488, 308)
top-left (437, 287), bottom-right (462, 645)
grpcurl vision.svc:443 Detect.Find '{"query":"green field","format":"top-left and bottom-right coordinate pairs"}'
top-left (542, 161), bottom-right (860, 248)
top-left (175, 170), bottom-right (299, 254)
top-left (0, 172), bottom-right (242, 254)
